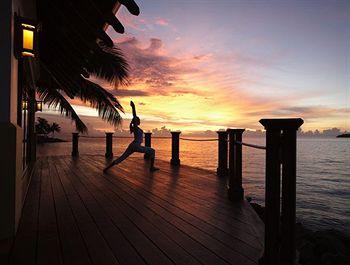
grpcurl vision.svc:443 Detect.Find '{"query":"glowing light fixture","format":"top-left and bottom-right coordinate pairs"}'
top-left (15, 14), bottom-right (38, 58)
top-left (35, 100), bottom-right (43, 112)
top-left (22, 100), bottom-right (43, 112)
top-left (22, 100), bottom-right (28, 111)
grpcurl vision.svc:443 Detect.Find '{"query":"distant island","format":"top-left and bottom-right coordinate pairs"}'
top-left (36, 117), bottom-right (66, 144)
top-left (337, 133), bottom-right (350, 138)
top-left (37, 136), bottom-right (67, 144)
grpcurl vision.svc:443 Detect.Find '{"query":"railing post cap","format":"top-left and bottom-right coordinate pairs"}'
top-left (259, 118), bottom-right (304, 130)
top-left (171, 131), bottom-right (181, 134)
top-left (226, 128), bottom-right (245, 133)
top-left (144, 132), bottom-right (152, 135)
top-left (216, 130), bottom-right (228, 135)
top-left (105, 132), bottom-right (114, 135)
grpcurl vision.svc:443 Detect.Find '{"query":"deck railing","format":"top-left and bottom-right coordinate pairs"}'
top-left (71, 118), bottom-right (303, 265)
top-left (259, 118), bottom-right (303, 265)
top-left (156, 118), bottom-right (303, 265)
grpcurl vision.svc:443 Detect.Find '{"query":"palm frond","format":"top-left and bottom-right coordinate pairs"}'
top-left (78, 78), bottom-right (124, 126)
top-left (39, 62), bottom-right (77, 98)
top-left (37, 85), bottom-right (88, 133)
top-left (86, 42), bottom-right (129, 87)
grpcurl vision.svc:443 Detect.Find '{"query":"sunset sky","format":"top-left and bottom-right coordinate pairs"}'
top-left (43, 0), bottom-right (350, 133)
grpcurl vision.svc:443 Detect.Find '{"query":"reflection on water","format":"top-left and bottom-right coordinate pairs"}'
top-left (37, 137), bottom-right (350, 234)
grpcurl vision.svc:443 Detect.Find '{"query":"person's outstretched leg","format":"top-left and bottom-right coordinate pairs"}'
top-left (103, 145), bottom-right (134, 173)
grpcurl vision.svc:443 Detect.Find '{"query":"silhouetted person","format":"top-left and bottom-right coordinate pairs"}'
top-left (103, 101), bottom-right (159, 173)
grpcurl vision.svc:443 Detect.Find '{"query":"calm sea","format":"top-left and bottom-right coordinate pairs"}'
top-left (37, 136), bottom-right (350, 234)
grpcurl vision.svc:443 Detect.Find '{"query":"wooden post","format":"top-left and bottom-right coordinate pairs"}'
top-left (170, 131), bottom-right (181, 166)
top-left (216, 131), bottom-right (228, 177)
top-left (27, 87), bottom-right (36, 163)
top-left (260, 126), bottom-right (281, 265)
top-left (105, 132), bottom-right (113, 159)
top-left (72, 133), bottom-right (79, 157)
top-left (144, 132), bottom-right (152, 159)
top-left (259, 118), bottom-right (303, 265)
top-left (227, 129), bottom-right (235, 194)
top-left (280, 129), bottom-right (297, 264)
top-left (227, 129), bottom-right (245, 201)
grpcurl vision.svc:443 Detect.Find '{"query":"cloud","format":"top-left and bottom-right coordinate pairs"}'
top-left (145, 38), bottom-right (163, 52)
top-left (276, 106), bottom-right (349, 118)
top-left (193, 54), bottom-right (213, 61)
top-left (244, 105), bottom-right (350, 122)
top-left (155, 18), bottom-right (169, 26)
top-left (117, 37), bottom-right (201, 96)
top-left (112, 89), bottom-right (150, 97)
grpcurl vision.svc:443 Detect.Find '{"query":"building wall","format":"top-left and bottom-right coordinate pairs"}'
top-left (0, 0), bottom-right (12, 123)
top-left (0, 0), bottom-right (36, 240)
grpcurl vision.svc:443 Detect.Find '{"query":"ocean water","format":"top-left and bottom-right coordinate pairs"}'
top-left (37, 136), bottom-right (350, 234)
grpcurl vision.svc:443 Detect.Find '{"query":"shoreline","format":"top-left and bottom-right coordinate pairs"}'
top-left (249, 201), bottom-right (350, 265)
top-left (37, 136), bottom-right (67, 144)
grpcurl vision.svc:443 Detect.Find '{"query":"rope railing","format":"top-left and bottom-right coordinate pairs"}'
top-left (77, 135), bottom-right (265, 150)
top-left (79, 135), bottom-right (105, 139)
top-left (178, 137), bottom-right (266, 150)
top-left (234, 140), bottom-right (266, 150)
top-left (79, 135), bottom-right (171, 139)
top-left (179, 137), bottom-right (218, 142)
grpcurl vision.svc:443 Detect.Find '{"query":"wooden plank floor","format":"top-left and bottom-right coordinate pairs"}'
top-left (7, 155), bottom-right (264, 265)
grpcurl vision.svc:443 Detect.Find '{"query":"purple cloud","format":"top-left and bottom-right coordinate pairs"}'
top-left (111, 89), bottom-right (150, 97)
top-left (155, 18), bottom-right (169, 26)
top-left (116, 37), bottom-right (200, 96)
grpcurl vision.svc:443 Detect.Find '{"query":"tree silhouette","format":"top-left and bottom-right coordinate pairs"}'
top-left (35, 118), bottom-right (61, 139)
top-left (49, 122), bottom-right (61, 138)
top-left (34, 0), bottom-right (140, 133)
top-left (35, 117), bottom-right (50, 137)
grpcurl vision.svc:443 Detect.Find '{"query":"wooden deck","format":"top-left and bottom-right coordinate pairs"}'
top-left (7, 155), bottom-right (264, 265)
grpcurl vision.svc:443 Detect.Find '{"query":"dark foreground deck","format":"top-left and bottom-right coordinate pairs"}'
top-left (7, 155), bottom-right (264, 265)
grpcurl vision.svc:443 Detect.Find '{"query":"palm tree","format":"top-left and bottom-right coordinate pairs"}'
top-left (33, 0), bottom-right (140, 133)
top-left (49, 122), bottom-right (61, 138)
top-left (35, 117), bottom-right (50, 137)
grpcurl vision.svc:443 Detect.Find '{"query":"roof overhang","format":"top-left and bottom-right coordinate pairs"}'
top-left (103, 2), bottom-right (122, 31)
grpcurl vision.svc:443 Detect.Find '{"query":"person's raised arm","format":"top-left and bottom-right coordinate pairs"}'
top-left (130, 101), bottom-right (137, 118)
